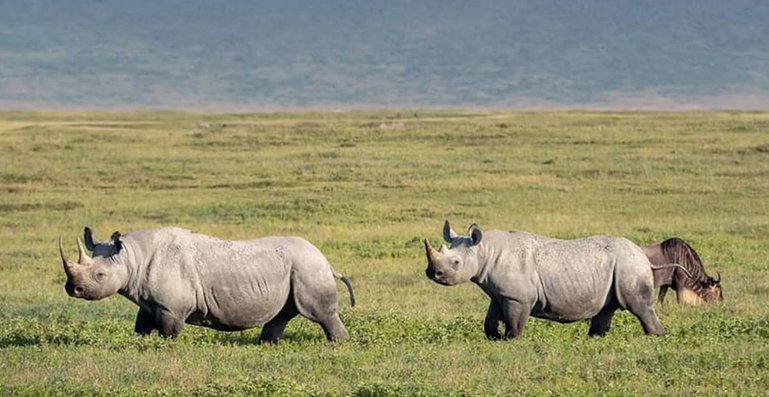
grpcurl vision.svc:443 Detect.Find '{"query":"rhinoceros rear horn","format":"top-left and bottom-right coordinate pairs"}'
top-left (76, 238), bottom-right (93, 265)
top-left (424, 239), bottom-right (440, 263)
top-left (83, 227), bottom-right (96, 251)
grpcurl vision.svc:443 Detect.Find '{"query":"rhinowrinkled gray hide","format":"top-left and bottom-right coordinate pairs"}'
top-left (61, 227), bottom-right (353, 343)
top-left (424, 221), bottom-right (664, 339)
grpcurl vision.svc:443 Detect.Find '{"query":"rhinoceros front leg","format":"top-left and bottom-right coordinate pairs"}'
top-left (500, 298), bottom-right (530, 339)
top-left (484, 298), bottom-right (503, 340)
top-left (134, 308), bottom-right (157, 335)
top-left (156, 309), bottom-right (184, 338)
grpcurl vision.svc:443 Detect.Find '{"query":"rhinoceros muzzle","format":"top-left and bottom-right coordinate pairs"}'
top-left (64, 281), bottom-right (75, 296)
top-left (424, 239), bottom-right (450, 284)
top-left (425, 266), bottom-right (445, 281)
top-left (424, 240), bottom-right (448, 285)
top-left (65, 281), bottom-right (93, 300)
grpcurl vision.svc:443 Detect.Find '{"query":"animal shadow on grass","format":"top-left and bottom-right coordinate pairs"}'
top-left (211, 327), bottom-right (327, 346)
top-left (0, 331), bottom-right (108, 348)
top-left (0, 327), bottom-right (328, 348)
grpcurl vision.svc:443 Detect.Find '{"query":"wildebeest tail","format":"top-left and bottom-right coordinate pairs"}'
top-left (332, 270), bottom-right (356, 307)
top-left (650, 263), bottom-right (693, 279)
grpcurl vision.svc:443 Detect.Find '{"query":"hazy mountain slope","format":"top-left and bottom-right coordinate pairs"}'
top-left (1, 0), bottom-right (768, 108)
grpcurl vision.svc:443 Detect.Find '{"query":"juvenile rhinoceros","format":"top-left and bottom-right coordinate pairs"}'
top-left (60, 227), bottom-right (355, 343)
top-left (424, 221), bottom-right (667, 339)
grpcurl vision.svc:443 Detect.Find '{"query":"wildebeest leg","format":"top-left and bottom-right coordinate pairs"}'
top-left (500, 299), bottom-right (529, 339)
top-left (588, 306), bottom-right (617, 337)
top-left (484, 298), bottom-right (503, 340)
top-left (134, 308), bottom-right (156, 335)
top-left (156, 310), bottom-right (184, 338)
top-left (258, 297), bottom-right (300, 344)
top-left (657, 286), bottom-right (669, 307)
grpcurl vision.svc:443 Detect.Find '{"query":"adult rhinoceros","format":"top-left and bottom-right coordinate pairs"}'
top-left (60, 227), bottom-right (355, 343)
top-left (423, 221), bottom-right (667, 339)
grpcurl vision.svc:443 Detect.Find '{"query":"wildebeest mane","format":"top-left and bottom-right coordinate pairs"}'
top-left (660, 237), bottom-right (706, 282)
top-left (657, 237), bottom-right (722, 304)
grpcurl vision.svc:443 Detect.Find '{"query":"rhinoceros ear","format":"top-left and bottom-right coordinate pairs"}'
top-left (83, 227), bottom-right (96, 251)
top-left (111, 231), bottom-right (123, 253)
top-left (468, 224), bottom-right (483, 246)
top-left (443, 220), bottom-right (459, 242)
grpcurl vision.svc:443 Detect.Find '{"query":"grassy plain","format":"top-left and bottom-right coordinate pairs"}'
top-left (0, 110), bottom-right (768, 396)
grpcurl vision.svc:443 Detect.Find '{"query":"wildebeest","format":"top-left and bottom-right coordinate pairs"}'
top-left (61, 227), bottom-right (355, 343)
top-left (640, 237), bottom-right (722, 306)
top-left (424, 221), bottom-right (671, 338)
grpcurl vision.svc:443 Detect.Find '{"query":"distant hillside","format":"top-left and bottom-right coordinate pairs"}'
top-left (1, 0), bottom-right (768, 109)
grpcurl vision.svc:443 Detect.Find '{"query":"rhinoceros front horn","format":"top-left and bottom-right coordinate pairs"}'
top-left (59, 237), bottom-right (75, 277)
top-left (424, 239), bottom-right (440, 264)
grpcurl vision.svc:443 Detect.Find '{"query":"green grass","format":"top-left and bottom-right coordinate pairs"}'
top-left (1, 110), bottom-right (768, 396)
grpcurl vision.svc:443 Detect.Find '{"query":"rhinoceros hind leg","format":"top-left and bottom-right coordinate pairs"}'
top-left (633, 308), bottom-right (665, 336)
top-left (501, 298), bottom-right (530, 339)
top-left (258, 297), bottom-right (300, 344)
top-left (625, 295), bottom-right (665, 336)
top-left (618, 274), bottom-right (665, 336)
top-left (588, 306), bottom-right (617, 337)
top-left (319, 314), bottom-right (349, 342)
top-left (290, 270), bottom-right (349, 341)
top-left (134, 308), bottom-right (156, 336)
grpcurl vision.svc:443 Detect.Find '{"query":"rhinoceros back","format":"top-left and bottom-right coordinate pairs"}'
top-left (481, 232), bottom-right (644, 322)
top-left (531, 236), bottom-right (623, 320)
top-left (126, 228), bottom-right (292, 330)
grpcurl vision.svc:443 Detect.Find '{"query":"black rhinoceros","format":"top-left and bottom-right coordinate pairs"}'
top-left (60, 227), bottom-right (354, 343)
top-left (424, 221), bottom-right (670, 339)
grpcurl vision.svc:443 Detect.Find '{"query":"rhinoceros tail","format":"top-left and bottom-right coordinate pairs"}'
top-left (333, 270), bottom-right (356, 307)
top-left (650, 263), bottom-right (693, 279)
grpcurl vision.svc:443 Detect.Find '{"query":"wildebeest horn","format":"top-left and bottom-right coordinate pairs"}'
top-left (76, 238), bottom-right (92, 265)
top-left (714, 272), bottom-right (721, 284)
top-left (83, 227), bottom-right (96, 251)
top-left (59, 237), bottom-right (74, 277)
top-left (424, 239), bottom-right (440, 263)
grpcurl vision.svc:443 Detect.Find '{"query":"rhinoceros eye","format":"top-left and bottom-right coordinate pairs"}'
top-left (452, 259), bottom-right (460, 267)
top-left (95, 271), bottom-right (106, 282)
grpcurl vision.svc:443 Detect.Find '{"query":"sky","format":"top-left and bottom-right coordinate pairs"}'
top-left (1, 0), bottom-right (768, 110)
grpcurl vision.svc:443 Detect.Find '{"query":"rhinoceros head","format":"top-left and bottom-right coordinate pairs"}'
top-left (59, 234), bottom-right (126, 301)
top-left (423, 221), bottom-right (483, 286)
